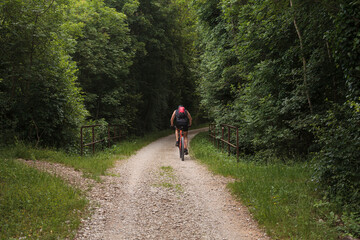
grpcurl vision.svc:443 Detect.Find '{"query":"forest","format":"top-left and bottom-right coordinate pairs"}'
top-left (1, 0), bottom-right (359, 237)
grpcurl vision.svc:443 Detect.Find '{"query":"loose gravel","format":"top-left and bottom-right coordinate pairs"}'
top-left (20, 128), bottom-right (269, 240)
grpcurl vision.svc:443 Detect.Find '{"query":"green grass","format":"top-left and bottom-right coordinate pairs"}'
top-left (190, 132), bottom-right (339, 240)
top-left (0, 158), bottom-right (87, 239)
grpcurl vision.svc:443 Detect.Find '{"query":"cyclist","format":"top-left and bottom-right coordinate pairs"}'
top-left (170, 105), bottom-right (192, 155)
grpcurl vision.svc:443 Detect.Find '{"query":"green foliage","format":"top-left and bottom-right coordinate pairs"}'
top-left (330, 1), bottom-right (360, 103)
top-left (0, 158), bottom-right (87, 239)
top-left (104, 0), bottom-right (140, 16)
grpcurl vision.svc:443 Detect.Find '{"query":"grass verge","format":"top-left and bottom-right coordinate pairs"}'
top-left (3, 129), bottom-right (173, 181)
top-left (0, 158), bottom-right (87, 239)
top-left (190, 132), bottom-right (340, 240)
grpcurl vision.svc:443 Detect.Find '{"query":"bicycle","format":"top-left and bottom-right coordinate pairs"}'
top-left (171, 125), bottom-right (188, 161)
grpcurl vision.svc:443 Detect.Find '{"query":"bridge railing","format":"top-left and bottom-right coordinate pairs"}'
top-left (209, 123), bottom-right (239, 162)
top-left (80, 124), bottom-right (122, 156)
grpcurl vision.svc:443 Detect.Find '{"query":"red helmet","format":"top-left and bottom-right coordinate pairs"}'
top-left (178, 105), bottom-right (185, 113)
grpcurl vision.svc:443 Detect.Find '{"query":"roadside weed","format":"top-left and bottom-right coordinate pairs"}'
top-left (155, 166), bottom-right (183, 193)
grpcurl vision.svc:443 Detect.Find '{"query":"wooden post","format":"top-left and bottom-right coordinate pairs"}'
top-left (92, 126), bottom-right (95, 154)
top-left (108, 125), bottom-right (111, 148)
top-left (80, 127), bottom-right (83, 156)
top-left (222, 127), bottom-right (224, 150)
top-left (217, 127), bottom-right (219, 149)
top-left (236, 127), bottom-right (239, 162)
top-left (228, 126), bottom-right (230, 156)
top-left (214, 126), bottom-right (216, 146)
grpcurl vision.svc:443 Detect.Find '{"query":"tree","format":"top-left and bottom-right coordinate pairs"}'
top-left (68, 0), bottom-right (138, 128)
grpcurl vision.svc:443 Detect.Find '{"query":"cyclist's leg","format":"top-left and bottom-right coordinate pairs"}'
top-left (183, 131), bottom-right (188, 149)
top-left (175, 128), bottom-right (179, 146)
top-left (184, 132), bottom-right (189, 155)
top-left (175, 128), bottom-right (178, 140)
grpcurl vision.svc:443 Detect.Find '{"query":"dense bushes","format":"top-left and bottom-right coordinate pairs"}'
top-left (313, 104), bottom-right (360, 212)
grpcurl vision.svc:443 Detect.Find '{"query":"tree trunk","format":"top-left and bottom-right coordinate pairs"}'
top-left (290, 0), bottom-right (313, 114)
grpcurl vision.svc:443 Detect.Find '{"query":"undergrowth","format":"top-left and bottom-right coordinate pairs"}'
top-left (190, 132), bottom-right (353, 240)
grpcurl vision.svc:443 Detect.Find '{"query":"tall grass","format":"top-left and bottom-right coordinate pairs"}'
top-left (191, 132), bottom-right (339, 239)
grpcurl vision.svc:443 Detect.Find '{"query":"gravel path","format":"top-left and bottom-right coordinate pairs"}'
top-left (21, 128), bottom-right (269, 240)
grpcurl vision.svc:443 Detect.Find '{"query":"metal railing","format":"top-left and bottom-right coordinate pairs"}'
top-left (209, 123), bottom-right (239, 162)
top-left (80, 124), bottom-right (122, 156)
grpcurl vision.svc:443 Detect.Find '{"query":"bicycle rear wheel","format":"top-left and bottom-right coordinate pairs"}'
top-left (178, 136), bottom-right (182, 158)
top-left (180, 136), bottom-right (185, 161)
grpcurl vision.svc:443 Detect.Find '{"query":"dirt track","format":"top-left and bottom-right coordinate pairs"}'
top-left (22, 128), bottom-right (269, 239)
